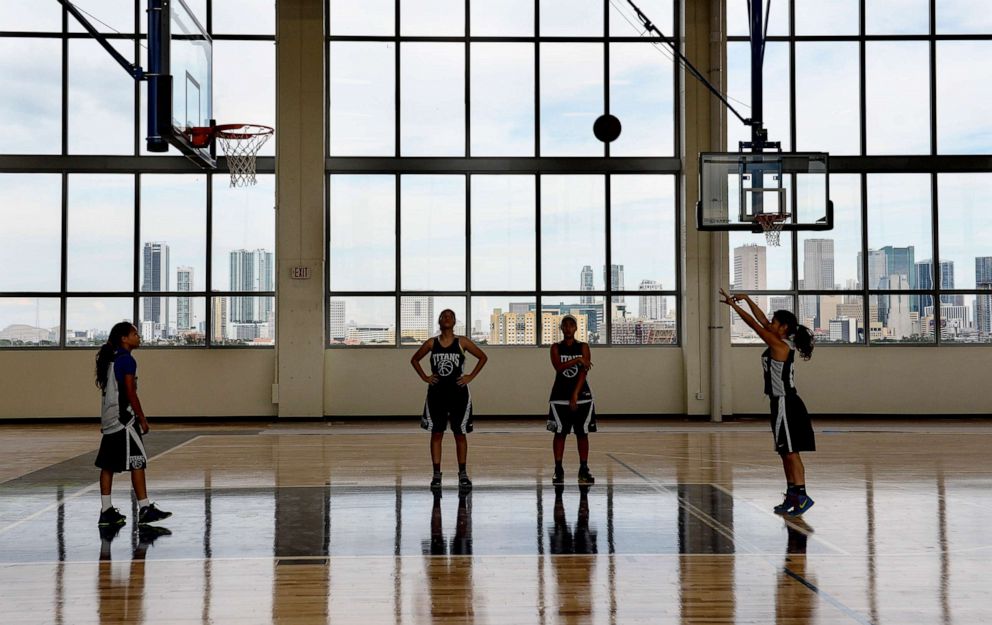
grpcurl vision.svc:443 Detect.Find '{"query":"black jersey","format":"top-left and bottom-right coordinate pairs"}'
top-left (430, 336), bottom-right (465, 387)
top-left (550, 340), bottom-right (591, 400)
top-left (762, 340), bottom-right (797, 397)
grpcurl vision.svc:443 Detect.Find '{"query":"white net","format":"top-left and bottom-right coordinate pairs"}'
top-left (216, 125), bottom-right (273, 187)
top-left (756, 215), bottom-right (786, 247)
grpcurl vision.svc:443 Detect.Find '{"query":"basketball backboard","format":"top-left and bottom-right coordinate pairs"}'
top-left (697, 152), bottom-right (833, 232)
top-left (147, 0), bottom-right (214, 168)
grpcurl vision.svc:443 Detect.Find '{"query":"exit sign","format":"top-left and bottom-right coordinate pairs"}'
top-left (290, 266), bottom-right (311, 280)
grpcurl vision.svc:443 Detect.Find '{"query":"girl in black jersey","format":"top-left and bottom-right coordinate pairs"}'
top-left (721, 289), bottom-right (816, 516)
top-left (547, 315), bottom-right (596, 485)
top-left (411, 309), bottom-right (488, 490)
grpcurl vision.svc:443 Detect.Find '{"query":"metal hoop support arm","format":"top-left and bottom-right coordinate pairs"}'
top-left (56, 0), bottom-right (146, 80)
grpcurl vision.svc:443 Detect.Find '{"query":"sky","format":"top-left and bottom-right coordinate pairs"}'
top-left (1, 1), bottom-right (991, 336)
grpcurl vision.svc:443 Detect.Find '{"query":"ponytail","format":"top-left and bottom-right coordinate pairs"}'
top-left (791, 324), bottom-right (815, 361)
top-left (95, 322), bottom-right (134, 390)
top-left (772, 310), bottom-right (815, 361)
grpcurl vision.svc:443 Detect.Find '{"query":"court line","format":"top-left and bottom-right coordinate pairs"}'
top-left (608, 453), bottom-right (877, 625)
top-left (0, 435), bottom-right (204, 537)
top-left (706, 481), bottom-right (851, 556)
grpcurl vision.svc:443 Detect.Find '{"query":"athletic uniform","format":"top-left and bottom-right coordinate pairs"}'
top-left (95, 349), bottom-right (148, 472)
top-left (421, 337), bottom-right (473, 434)
top-left (762, 340), bottom-right (815, 454)
top-left (547, 340), bottom-right (596, 435)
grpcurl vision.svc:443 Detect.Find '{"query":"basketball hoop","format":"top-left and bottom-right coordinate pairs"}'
top-left (212, 124), bottom-right (273, 187)
top-left (754, 213), bottom-right (788, 246)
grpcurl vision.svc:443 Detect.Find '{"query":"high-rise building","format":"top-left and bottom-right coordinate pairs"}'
top-left (176, 266), bottom-right (193, 331)
top-left (605, 264), bottom-right (624, 302)
top-left (401, 296), bottom-right (434, 343)
top-left (768, 296), bottom-right (793, 313)
top-left (880, 245), bottom-right (917, 312)
top-left (638, 280), bottom-right (666, 320)
top-left (917, 259), bottom-right (962, 312)
top-left (885, 274), bottom-right (914, 339)
top-left (801, 239), bottom-right (834, 327)
top-left (975, 257), bottom-right (992, 337)
top-left (857, 249), bottom-right (888, 290)
top-left (733, 244), bottom-right (766, 291)
top-left (329, 299), bottom-right (346, 341)
top-left (212, 296), bottom-right (227, 343)
top-left (229, 249), bottom-right (274, 323)
top-left (579, 265), bottom-right (594, 304)
top-left (803, 239), bottom-right (835, 289)
top-left (880, 246), bottom-right (916, 288)
top-left (142, 242), bottom-right (170, 331)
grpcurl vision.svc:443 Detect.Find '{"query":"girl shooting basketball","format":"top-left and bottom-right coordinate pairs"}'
top-left (720, 289), bottom-right (815, 516)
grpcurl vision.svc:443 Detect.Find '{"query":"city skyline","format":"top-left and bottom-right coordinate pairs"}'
top-left (731, 239), bottom-right (992, 343)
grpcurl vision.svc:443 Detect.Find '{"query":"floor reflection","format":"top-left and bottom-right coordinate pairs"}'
top-left (777, 519), bottom-right (816, 625)
top-left (422, 490), bottom-right (474, 621)
top-left (0, 483), bottom-right (840, 562)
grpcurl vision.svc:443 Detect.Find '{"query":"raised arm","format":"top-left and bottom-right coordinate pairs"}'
top-left (739, 293), bottom-right (770, 327)
top-left (719, 288), bottom-right (785, 349)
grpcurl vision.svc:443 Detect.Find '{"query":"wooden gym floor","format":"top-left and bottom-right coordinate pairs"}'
top-left (0, 418), bottom-right (990, 624)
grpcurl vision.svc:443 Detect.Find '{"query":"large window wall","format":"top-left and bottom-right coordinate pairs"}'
top-left (326, 0), bottom-right (680, 347)
top-left (0, 1), bottom-right (275, 348)
top-left (727, 1), bottom-right (992, 345)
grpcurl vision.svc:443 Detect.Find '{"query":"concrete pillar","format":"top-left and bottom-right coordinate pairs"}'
top-left (275, 0), bottom-right (325, 417)
top-left (681, 0), bottom-right (732, 417)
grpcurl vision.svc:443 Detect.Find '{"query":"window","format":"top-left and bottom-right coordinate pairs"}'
top-left (727, 2), bottom-right (992, 345)
top-left (327, 0), bottom-right (680, 347)
top-left (0, 2), bottom-right (275, 348)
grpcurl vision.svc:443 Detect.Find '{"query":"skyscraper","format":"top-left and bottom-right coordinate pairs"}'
top-left (638, 279), bottom-right (666, 320)
top-left (176, 266), bottom-right (193, 331)
top-left (605, 264), bottom-right (624, 302)
top-left (579, 265), bottom-right (594, 304)
top-left (976, 257), bottom-right (992, 337)
top-left (802, 239), bottom-right (834, 327)
top-left (733, 244), bottom-right (766, 291)
top-left (857, 249), bottom-right (888, 290)
top-left (229, 249), bottom-right (274, 323)
top-left (212, 295), bottom-right (227, 343)
top-left (329, 299), bottom-right (346, 342)
top-left (917, 259), bottom-right (961, 312)
top-left (880, 246), bottom-right (916, 287)
top-left (886, 274), bottom-right (914, 339)
top-left (142, 242), bottom-right (170, 333)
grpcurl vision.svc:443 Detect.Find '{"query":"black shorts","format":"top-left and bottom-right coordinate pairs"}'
top-left (547, 399), bottom-right (597, 435)
top-left (94, 423), bottom-right (148, 472)
top-left (421, 386), bottom-right (473, 434)
top-left (769, 394), bottom-right (815, 454)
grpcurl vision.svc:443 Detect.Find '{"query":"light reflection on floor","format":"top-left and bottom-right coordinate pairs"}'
top-left (0, 421), bottom-right (990, 624)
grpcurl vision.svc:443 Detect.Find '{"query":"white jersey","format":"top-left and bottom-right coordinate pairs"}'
top-left (100, 362), bottom-right (128, 435)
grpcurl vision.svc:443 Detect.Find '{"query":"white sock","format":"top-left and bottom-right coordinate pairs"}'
top-left (137, 498), bottom-right (150, 509)
top-left (101, 495), bottom-right (112, 512)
